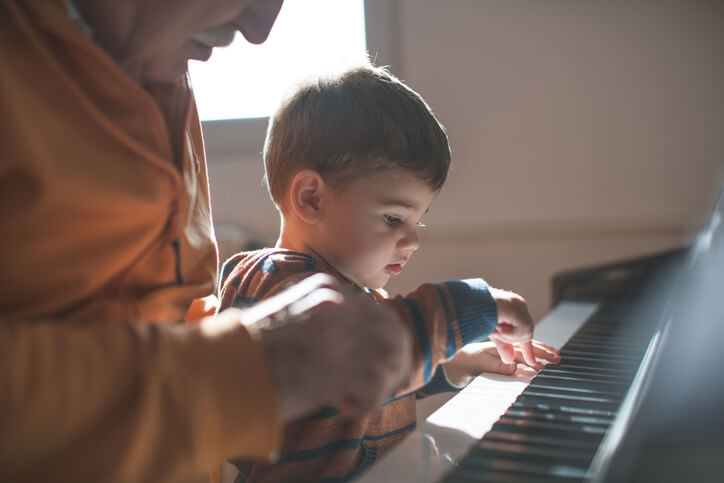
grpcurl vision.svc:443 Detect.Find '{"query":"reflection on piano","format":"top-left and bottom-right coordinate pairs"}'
top-left (357, 186), bottom-right (724, 483)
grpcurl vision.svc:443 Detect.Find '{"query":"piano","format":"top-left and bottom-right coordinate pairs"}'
top-left (357, 187), bottom-right (724, 483)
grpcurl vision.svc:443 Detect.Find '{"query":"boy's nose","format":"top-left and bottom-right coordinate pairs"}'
top-left (397, 228), bottom-right (420, 251)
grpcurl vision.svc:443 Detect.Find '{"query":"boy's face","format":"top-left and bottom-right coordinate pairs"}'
top-left (316, 170), bottom-right (438, 289)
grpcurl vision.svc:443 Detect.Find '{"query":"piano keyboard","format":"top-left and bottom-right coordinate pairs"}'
top-left (355, 295), bottom-right (664, 483)
top-left (355, 301), bottom-right (597, 483)
top-left (442, 293), bottom-right (664, 483)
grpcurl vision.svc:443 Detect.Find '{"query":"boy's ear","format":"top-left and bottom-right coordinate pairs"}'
top-left (289, 170), bottom-right (326, 224)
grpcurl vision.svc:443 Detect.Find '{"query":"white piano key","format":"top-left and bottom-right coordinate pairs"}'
top-left (355, 300), bottom-right (599, 483)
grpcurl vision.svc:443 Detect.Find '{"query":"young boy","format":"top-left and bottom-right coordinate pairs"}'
top-left (218, 64), bottom-right (559, 482)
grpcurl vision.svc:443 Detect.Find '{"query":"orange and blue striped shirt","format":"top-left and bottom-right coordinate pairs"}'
top-left (218, 248), bottom-right (499, 482)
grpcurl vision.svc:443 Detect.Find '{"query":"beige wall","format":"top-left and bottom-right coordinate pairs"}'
top-left (207, 0), bottom-right (724, 321)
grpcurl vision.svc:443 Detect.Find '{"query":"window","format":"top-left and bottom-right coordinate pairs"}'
top-left (192, 0), bottom-right (400, 159)
top-left (188, 0), bottom-right (368, 121)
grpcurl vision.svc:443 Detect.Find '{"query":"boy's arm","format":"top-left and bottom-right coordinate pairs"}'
top-left (385, 281), bottom-right (559, 396)
top-left (382, 279), bottom-right (499, 395)
top-left (218, 255), bottom-right (318, 312)
top-left (413, 365), bottom-right (466, 398)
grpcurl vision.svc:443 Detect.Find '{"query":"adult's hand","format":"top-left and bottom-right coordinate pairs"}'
top-left (226, 273), bottom-right (413, 422)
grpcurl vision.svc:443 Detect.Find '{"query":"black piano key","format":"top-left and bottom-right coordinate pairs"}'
top-left (478, 440), bottom-right (592, 463)
top-left (558, 349), bottom-right (643, 364)
top-left (490, 419), bottom-right (606, 445)
top-left (452, 453), bottom-right (589, 480)
top-left (540, 366), bottom-right (631, 382)
top-left (532, 373), bottom-right (629, 393)
top-left (483, 430), bottom-right (600, 450)
top-left (512, 400), bottom-right (617, 418)
top-left (447, 466), bottom-right (583, 483)
top-left (564, 335), bottom-right (643, 348)
top-left (561, 348), bottom-right (641, 361)
top-left (547, 361), bottom-right (635, 376)
top-left (503, 408), bottom-right (612, 426)
top-left (527, 379), bottom-right (623, 399)
top-left (517, 391), bottom-right (620, 413)
top-left (563, 345), bottom-right (642, 356)
top-left (554, 356), bottom-right (638, 372)
top-left (497, 416), bottom-right (608, 436)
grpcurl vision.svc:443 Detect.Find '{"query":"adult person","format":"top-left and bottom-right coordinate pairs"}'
top-left (0, 1), bottom-right (412, 481)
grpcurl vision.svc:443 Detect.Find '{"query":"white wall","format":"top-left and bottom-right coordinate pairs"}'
top-left (207, 0), bottom-right (723, 323)
top-left (387, 0), bottom-right (723, 315)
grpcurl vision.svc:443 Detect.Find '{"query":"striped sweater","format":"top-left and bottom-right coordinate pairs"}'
top-left (218, 248), bottom-right (499, 482)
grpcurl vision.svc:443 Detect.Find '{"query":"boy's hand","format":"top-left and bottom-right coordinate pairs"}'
top-left (488, 287), bottom-right (539, 366)
top-left (443, 340), bottom-right (561, 387)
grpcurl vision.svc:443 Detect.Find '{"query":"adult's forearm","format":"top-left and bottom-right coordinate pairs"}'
top-left (0, 315), bottom-right (281, 482)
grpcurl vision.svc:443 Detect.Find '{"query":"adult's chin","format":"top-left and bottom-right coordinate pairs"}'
top-left (138, 59), bottom-right (190, 84)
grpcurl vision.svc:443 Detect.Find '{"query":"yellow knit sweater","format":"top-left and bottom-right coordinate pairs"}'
top-left (0, 1), bottom-right (280, 481)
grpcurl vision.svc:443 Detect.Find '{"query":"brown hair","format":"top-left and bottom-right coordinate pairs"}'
top-left (263, 64), bottom-right (451, 210)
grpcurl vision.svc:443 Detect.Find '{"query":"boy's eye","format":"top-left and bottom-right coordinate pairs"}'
top-left (416, 221), bottom-right (427, 228)
top-left (384, 215), bottom-right (403, 226)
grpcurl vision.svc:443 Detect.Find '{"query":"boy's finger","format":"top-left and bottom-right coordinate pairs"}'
top-left (519, 341), bottom-right (538, 367)
top-left (491, 337), bottom-right (515, 364)
top-left (533, 344), bottom-right (561, 363)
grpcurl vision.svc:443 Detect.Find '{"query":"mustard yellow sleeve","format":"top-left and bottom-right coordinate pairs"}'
top-left (0, 314), bottom-right (281, 483)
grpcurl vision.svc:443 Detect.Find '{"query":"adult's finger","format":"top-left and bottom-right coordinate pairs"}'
top-left (241, 273), bottom-right (342, 325)
top-left (288, 287), bottom-right (344, 316)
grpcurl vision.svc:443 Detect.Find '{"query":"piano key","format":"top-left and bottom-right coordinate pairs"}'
top-left (547, 361), bottom-right (635, 375)
top-left (450, 455), bottom-right (589, 480)
top-left (511, 401), bottom-right (617, 418)
top-left (531, 374), bottom-right (628, 392)
top-left (558, 350), bottom-right (643, 363)
top-left (502, 408), bottom-right (612, 426)
top-left (560, 342), bottom-right (640, 355)
top-left (483, 430), bottom-right (601, 450)
top-left (465, 442), bottom-right (593, 467)
top-left (540, 366), bottom-right (630, 382)
top-left (517, 391), bottom-right (620, 411)
top-left (446, 468), bottom-right (581, 483)
top-left (526, 380), bottom-right (624, 398)
top-left (492, 417), bottom-right (608, 438)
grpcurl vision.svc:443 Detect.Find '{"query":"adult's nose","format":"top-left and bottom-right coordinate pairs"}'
top-left (236, 0), bottom-right (284, 44)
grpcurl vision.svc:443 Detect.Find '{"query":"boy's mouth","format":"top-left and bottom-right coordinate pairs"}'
top-left (385, 263), bottom-right (403, 276)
